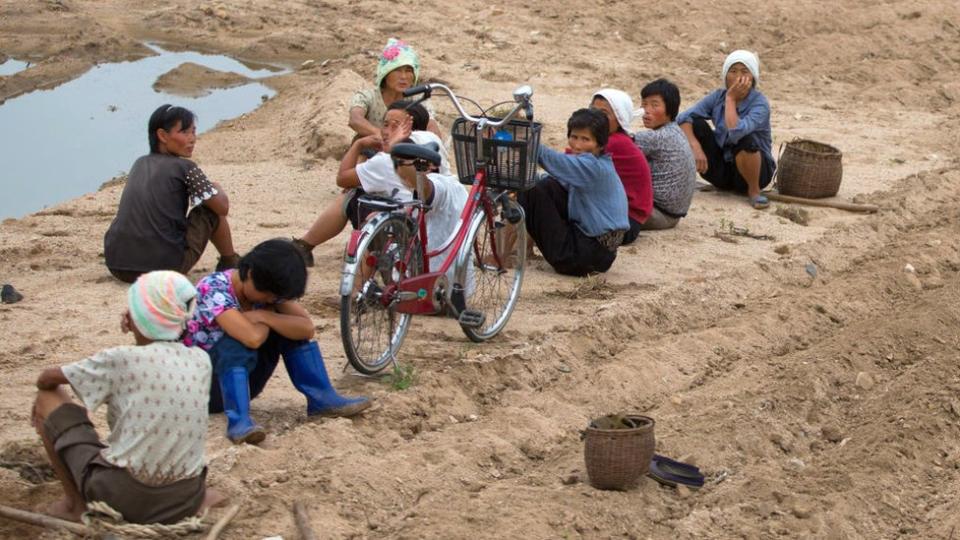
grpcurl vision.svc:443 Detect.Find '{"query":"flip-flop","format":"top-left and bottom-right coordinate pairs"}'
top-left (751, 194), bottom-right (770, 210)
top-left (648, 454), bottom-right (705, 489)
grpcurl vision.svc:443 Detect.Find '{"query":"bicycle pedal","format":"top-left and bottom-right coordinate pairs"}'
top-left (458, 309), bottom-right (486, 329)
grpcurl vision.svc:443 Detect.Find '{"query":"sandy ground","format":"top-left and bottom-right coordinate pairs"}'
top-left (2, 0), bottom-right (960, 538)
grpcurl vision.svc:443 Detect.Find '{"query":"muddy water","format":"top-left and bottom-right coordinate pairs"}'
top-left (0, 44), bottom-right (288, 219)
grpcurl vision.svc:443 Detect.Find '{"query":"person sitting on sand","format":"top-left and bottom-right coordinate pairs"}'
top-left (184, 239), bottom-right (370, 445)
top-left (104, 104), bottom-right (240, 283)
top-left (31, 271), bottom-right (222, 524)
top-left (349, 38), bottom-right (442, 141)
top-left (633, 79), bottom-right (697, 229)
top-left (515, 108), bottom-right (629, 276)
top-left (293, 101), bottom-right (448, 267)
top-left (678, 50), bottom-right (776, 209)
top-left (590, 88), bottom-right (652, 245)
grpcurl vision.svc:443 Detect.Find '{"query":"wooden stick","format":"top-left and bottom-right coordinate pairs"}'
top-left (293, 502), bottom-right (318, 540)
top-left (767, 192), bottom-right (879, 213)
top-left (0, 503), bottom-right (89, 535)
top-left (205, 504), bottom-right (241, 540)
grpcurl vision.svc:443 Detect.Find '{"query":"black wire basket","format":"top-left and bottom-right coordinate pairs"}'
top-left (451, 117), bottom-right (542, 191)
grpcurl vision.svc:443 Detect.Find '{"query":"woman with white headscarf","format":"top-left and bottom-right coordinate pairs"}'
top-left (677, 50), bottom-right (776, 209)
top-left (590, 89), bottom-right (652, 245)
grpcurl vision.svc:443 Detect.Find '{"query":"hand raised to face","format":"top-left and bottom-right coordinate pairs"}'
top-left (727, 75), bottom-right (752, 101)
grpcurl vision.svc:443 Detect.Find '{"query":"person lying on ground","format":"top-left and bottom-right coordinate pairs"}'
top-left (677, 50), bottom-right (776, 209)
top-left (514, 108), bottom-right (629, 276)
top-left (633, 78), bottom-right (698, 229)
top-left (349, 38), bottom-right (443, 142)
top-left (104, 105), bottom-right (240, 283)
top-left (31, 271), bottom-right (223, 524)
top-left (183, 239), bottom-right (370, 445)
top-left (293, 101), bottom-right (448, 267)
top-left (590, 88), bottom-right (652, 245)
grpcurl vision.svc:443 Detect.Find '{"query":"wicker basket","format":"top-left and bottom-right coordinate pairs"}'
top-left (583, 414), bottom-right (655, 490)
top-left (775, 139), bottom-right (843, 199)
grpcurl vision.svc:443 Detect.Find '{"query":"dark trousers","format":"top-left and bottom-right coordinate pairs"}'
top-left (622, 218), bottom-right (643, 245)
top-left (517, 178), bottom-right (617, 277)
top-left (692, 118), bottom-right (775, 193)
top-left (206, 332), bottom-right (307, 413)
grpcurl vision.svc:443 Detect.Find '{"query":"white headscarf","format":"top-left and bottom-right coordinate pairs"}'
top-left (722, 50), bottom-right (760, 85)
top-left (409, 130), bottom-right (452, 176)
top-left (592, 88), bottom-right (637, 135)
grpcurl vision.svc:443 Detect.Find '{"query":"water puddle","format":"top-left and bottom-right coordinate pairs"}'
top-left (0, 58), bottom-right (30, 76)
top-left (0, 44), bottom-right (290, 219)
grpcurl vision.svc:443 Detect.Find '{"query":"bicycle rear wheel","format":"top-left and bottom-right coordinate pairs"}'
top-left (456, 197), bottom-right (527, 342)
top-left (340, 214), bottom-right (421, 374)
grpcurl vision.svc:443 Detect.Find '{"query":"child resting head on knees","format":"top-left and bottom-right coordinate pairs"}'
top-left (184, 238), bottom-right (370, 445)
top-left (104, 104), bottom-right (240, 283)
top-left (514, 108), bottom-right (629, 276)
top-left (633, 78), bottom-right (698, 230)
top-left (31, 271), bottom-right (221, 524)
top-left (590, 89), bottom-right (653, 245)
top-left (292, 101), bottom-right (441, 266)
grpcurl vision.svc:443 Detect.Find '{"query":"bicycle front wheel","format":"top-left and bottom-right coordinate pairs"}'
top-left (340, 214), bottom-right (422, 374)
top-left (456, 197), bottom-right (527, 342)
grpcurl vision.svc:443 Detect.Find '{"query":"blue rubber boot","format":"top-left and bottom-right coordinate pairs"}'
top-left (283, 341), bottom-right (371, 417)
top-left (218, 367), bottom-right (267, 444)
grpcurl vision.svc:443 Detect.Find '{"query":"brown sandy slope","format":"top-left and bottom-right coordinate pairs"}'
top-left (1, 0), bottom-right (960, 538)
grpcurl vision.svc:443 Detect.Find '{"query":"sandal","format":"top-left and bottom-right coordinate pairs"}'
top-left (648, 454), bottom-right (705, 489)
top-left (750, 194), bottom-right (770, 210)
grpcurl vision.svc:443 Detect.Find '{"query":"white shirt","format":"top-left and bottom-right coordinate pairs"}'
top-left (62, 342), bottom-right (211, 485)
top-left (356, 153), bottom-right (414, 202)
top-left (423, 172), bottom-right (473, 293)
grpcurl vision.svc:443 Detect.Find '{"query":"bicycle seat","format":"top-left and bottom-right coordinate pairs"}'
top-left (390, 142), bottom-right (442, 167)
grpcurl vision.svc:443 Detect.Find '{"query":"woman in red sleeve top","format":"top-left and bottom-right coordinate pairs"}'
top-left (590, 89), bottom-right (652, 245)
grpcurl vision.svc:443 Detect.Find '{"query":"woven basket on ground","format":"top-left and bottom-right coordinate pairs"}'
top-left (583, 414), bottom-right (655, 490)
top-left (775, 138), bottom-right (843, 199)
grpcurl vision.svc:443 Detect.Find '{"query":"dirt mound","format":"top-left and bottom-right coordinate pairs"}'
top-left (152, 62), bottom-right (251, 97)
top-left (302, 68), bottom-right (366, 160)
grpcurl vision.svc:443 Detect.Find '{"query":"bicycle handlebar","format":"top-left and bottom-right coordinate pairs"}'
top-left (402, 82), bottom-right (534, 125)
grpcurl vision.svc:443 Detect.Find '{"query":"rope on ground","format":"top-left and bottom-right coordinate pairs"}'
top-left (82, 501), bottom-right (208, 538)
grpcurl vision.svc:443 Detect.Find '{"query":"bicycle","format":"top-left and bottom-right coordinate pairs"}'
top-left (338, 83), bottom-right (542, 375)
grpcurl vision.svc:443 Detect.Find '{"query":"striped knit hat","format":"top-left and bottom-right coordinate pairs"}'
top-left (127, 271), bottom-right (197, 341)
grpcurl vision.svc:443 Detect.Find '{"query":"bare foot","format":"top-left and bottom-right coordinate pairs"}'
top-left (38, 497), bottom-right (85, 522)
top-left (198, 488), bottom-right (228, 514)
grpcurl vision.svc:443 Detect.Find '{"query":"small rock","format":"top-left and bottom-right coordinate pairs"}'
top-left (855, 372), bottom-right (874, 390)
top-left (467, 414), bottom-right (479, 422)
top-left (791, 501), bottom-right (813, 519)
top-left (556, 363), bottom-right (571, 373)
top-left (561, 473), bottom-right (579, 485)
top-left (903, 272), bottom-right (923, 291)
top-left (904, 263), bottom-right (916, 273)
top-left (1, 284), bottom-right (23, 304)
top-left (822, 426), bottom-right (843, 443)
top-left (773, 244), bottom-right (790, 255)
top-left (670, 394), bottom-right (684, 406)
top-left (300, 59), bottom-right (315, 69)
top-left (676, 484), bottom-right (692, 498)
top-left (786, 457), bottom-right (806, 471)
top-left (805, 263), bottom-right (818, 279)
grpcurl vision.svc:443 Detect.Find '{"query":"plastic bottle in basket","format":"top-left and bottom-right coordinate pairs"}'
top-left (493, 130), bottom-right (513, 178)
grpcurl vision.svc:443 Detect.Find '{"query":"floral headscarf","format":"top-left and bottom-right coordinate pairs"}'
top-left (376, 38), bottom-right (421, 88)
